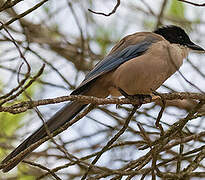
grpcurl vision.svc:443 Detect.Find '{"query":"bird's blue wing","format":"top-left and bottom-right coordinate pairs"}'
top-left (72, 40), bottom-right (154, 95)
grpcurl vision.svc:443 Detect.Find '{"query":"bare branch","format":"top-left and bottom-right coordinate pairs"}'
top-left (88, 0), bottom-right (120, 16)
top-left (81, 105), bottom-right (137, 179)
top-left (0, 92), bottom-right (204, 114)
top-left (178, 0), bottom-right (205, 6)
top-left (0, 0), bottom-right (24, 12)
top-left (0, 0), bottom-right (49, 30)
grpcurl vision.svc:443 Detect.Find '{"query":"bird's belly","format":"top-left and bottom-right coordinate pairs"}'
top-left (110, 58), bottom-right (170, 96)
top-left (111, 72), bottom-right (167, 95)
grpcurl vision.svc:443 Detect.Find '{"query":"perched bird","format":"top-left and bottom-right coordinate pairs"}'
top-left (1, 25), bottom-right (204, 172)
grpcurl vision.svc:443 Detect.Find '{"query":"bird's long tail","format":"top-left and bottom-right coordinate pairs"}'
top-left (1, 101), bottom-right (87, 172)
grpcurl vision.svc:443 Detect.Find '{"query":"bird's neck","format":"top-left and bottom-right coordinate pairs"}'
top-left (168, 44), bottom-right (189, 69)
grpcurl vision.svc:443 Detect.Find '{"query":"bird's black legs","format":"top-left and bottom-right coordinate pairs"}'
top-left (118, 88), bottom-right (152, 107)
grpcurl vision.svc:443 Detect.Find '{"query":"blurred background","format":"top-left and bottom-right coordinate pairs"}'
top-left (0, 0), bottom-right (205, 179)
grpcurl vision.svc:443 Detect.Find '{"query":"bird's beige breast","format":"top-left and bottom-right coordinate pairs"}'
top-left (109, 41), bottom-right (187, 96)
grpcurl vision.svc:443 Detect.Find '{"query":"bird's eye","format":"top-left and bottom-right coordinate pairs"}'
top-left (179, 35), bottom-right (183, 39)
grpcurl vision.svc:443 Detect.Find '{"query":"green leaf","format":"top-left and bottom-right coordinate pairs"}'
top-left (18, 175), bottom-right (35, 180)
top-left (0, 113), bottom-right (25, 137)
top-left (17, 164), bottom-right (36, 180)
top-left (168, 0), bottom-right (185, 19)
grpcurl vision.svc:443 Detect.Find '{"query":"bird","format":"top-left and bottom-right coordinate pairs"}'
top-left (1, 25), bottom-right (204, 172)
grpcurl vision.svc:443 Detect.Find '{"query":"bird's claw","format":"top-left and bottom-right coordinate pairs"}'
top-left (118, 88), bottom-right (152, 107)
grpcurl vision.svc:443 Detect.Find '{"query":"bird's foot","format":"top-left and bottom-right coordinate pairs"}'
top-left (118, 88), bottom-right (151, 108)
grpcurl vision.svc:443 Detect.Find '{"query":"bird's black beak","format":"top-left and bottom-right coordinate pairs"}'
top-left (186, 42), bottom-right (205, 52)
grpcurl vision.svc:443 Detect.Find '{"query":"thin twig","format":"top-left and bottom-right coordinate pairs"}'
top-left (0, 104), bottom-right (95, 171)
top-left (178, 0), bottom-right (205, 6)
top-left (0, 0), bottom-right (50, 30)
top-left (88, 0), bottom-right (120, 16)
top-left (156, 0), bottom-right (168, 28)
top-left (0, 22), bottom-right (31, 101)
top-left (81, 105), bottom-right (137, 179)
top-left (0, 0), bottom-right (24, 12)
top-left (23, 160), bottom-right (61, 180)
top-left (0, 64), bottom-right (45, 106)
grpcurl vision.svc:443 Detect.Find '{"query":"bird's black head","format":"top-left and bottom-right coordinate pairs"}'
top-left (154, 25), bottom-right (204, 51)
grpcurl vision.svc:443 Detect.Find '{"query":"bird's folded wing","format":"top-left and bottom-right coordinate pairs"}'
top-left (72, 37), bottom-right (158, 95)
